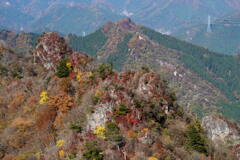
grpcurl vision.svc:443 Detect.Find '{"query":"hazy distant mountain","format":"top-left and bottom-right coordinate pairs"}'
top-left (1, 0), bottom-right (240, 34)
top-left (0, 0), bottom-right (122, 34)
top-left (174, 12), bottom-right (240, 55)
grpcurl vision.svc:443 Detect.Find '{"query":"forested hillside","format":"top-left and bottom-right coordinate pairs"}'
top-left (66, 20), bottom-right (240, 123)
top-left (68, 29), bottom-right (107, 57)
top-left (141, 27), bottom-right (240, 122)
top-left (141, 27), bottom-right (240, 100)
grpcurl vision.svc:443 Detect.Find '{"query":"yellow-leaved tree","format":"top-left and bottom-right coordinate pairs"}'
top-left (39, 91), bottom-right (48, 104)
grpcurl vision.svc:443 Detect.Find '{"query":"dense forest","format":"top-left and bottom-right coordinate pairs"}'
top-left (68, 29), bottom-right (107, 57)
top-left (106, 34), bottom-right (133, 71)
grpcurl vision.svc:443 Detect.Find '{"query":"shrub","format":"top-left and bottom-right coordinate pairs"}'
top-left (144, 104), bottom-right (166, 126)
top-left (68, 153), bottom-right (77, 159)
top-left (94, 126), bottom-right (106, 138)
top-left (11, 65), bottom-right (23, 79)
top-left (58, 150), bottom-right (65, 159)
top-left (56, 139), bottom-right (65, 147)
top-left (118, 104), bottom-right (129, 115)
top-left (76, 71), bottom-right (94, 83)
top-left (127, 130), bottom-right (138, 138)
top-left (39, 91), bottom-right (49, 104)
top-left (92, 96), bottom-right (101, 104)
top-left (0, 65), bottom-right (8, 76)
top-left (114, 104), bottom-right (129, 117)
top-left (56, 58), bottom-right (71, 78)
top-left (94, 89), bottom-right (104, 97)
top-left (141, 66), bottom-right (150, 72)
top-left (133, 99), bottom-right (145, 108)
top-left (148, 157), bottom-right (158, 160)
top-left (66, 62), bottom-right (72, 69)
top-left (92, 89), bottom-right (104, 104)
top-left (186, 121), bottom-right (208, 154)
top-left (69, 122), bottom-right (82, 133)
top-left (106, 122), bottom-right (119, 136)
top-left (96, 63), bottom-right (113, 79)
top-left (83, 141), bottom-right (104, 160)
top-left (105, 121), bottom-right (125, 147)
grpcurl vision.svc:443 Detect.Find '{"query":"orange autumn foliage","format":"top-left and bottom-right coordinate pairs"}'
top-left (47, 93), bottom-right (74, 113)
top-left (47, 93), bottom-right (74, 128)
top-left (36, 92), bottom-right (74, 134)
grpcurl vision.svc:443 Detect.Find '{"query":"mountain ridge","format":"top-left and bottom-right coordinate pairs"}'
top-left (67, 19), bottom-right (240, 124)
top-left (0, 29), bottom-right (239, 160)
top-left (1, 18), bottom-right (240, 123)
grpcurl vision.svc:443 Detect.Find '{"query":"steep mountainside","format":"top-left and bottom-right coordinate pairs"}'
top-left (174, 12), bottom-right (240, 55)
top-left (0, 30), bottom-right (39, 54)
top-left (2, 32), bottom-right (237, 160)
top-left (67, 19), bottom-right (240, 124)
top-left (1, 0), bottom-right (240, 34)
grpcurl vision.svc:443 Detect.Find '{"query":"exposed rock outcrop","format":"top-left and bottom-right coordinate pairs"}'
top-left (34, 32), bottom-right (72, 70)
top-left (202, 114), bottom-right (240, 159)
top-left (34, 32), bottom-right (92, 71)
top-left (202, 115), bottom-right (240, 144)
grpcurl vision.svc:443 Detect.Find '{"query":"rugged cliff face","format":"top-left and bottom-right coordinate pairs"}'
top-left (202, 115), bottom-right (240, 159)
top-left (34, 32), bottom-right (72, 70)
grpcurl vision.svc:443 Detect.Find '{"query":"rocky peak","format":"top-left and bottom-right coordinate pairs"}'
top-left (116, 18), bottom-right (137, 32)
top-left (34, 32), bottom-right (72, 70)
top-left (33, 32), bottom-right (92, 71)
top-left (102, 18), bottom-right (137, 34)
